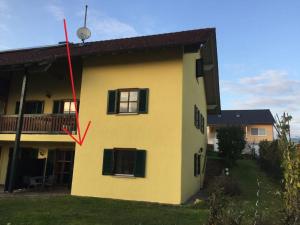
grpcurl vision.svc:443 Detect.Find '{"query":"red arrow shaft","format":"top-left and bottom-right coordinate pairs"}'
top-left (63, 19), bottom-right (82, 141)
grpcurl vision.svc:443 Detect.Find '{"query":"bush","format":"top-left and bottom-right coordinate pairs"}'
top-left (206, 188), bottom-right (244, 225)
top-left (258, 140), bottom-right (283, 179)
top-left (207, 174), bottom-right (241, 197)
top-left (217, 126), bottom-right (246, 167)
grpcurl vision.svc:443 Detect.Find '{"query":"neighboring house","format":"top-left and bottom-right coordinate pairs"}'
top-left (0, 28), bottom-right (220, 204)
top-left (207, 109), bottom-right (275, 152)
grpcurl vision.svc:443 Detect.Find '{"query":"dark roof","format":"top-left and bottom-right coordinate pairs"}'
top-left (208, 109), bottom-right (275, 126)
top-left (0, 28), bottom-right (214, 67)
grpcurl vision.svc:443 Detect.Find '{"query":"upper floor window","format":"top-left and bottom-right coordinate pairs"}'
top-left (107, 88), bottom-right (149, 115)
top-left (53, 100), bottom-right (80, 114)
top-left (251, 128), bottom-right (266, 136)
top-left (194, 105), bottom-right (205, 134)
top-left (15, 101), bottom-right (44, 114)
top-left (119, 90), bottom-right (138, 113)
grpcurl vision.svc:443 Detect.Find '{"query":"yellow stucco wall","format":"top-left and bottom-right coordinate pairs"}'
top-left (71, 50), bottom-right (184, 204)
top-left (181, 52), bottom-right (207, 203)
top-left (246, 124), bottom-right (274, 143)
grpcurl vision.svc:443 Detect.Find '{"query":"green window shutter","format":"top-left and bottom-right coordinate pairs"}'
top-left (197, 110), bottom-right (201, 129)
top-left (76, 100), bottom-right (80, 112)
top-left (194, 153), bottom-right (197, 176)
top-left (202, 153), bottom-right (207, 173)
top-left (134, 150), bottom-right (146, 177)
top-left (53, 101), bottom-right (60, 113)
top-left (36, 101), bottom-right (44, 114)
top-left (102, 149), bottom-right (114, 175)
top-left (201, 115), bottom-right (205, 133)
top-left (197, 154), bottom-right (201, 175)
top-left (196, 58), bottom-right (204, 78)
top-left (194, 105), bottom-right (197, 127)
top-left (138, 89), bottom-right (149, 113)
top-left (107, 90), bottom-right (118, 114)
top-left (53, 101), bottom-right (64, 114)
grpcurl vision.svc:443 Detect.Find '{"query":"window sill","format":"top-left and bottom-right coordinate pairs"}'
top-left (251, 135), bottom-right (266, 136)
top-left (112, 174), bottom-right (136, 178)
top-left (117, 112), bottom-right (139, 115)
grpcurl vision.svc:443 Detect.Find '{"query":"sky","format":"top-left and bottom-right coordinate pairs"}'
top-left (0, 0), bottom-right (300, 136)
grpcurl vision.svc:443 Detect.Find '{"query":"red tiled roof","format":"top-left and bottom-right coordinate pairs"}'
top-left (0, 28), bottom-right (215, 67)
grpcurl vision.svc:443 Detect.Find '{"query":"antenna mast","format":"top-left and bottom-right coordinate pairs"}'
top-left (84, 5), bottom-right (88, 27)
top-left (76, 4), bottom-right (91, 44)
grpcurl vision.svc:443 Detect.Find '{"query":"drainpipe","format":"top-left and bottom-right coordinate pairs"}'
top-left (7, 71), bottom-right (28, 193)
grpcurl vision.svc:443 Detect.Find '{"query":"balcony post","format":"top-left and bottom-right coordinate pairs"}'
top-left (7, 72), bottom-right (28, 193)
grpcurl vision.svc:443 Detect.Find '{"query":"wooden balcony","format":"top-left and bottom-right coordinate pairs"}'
top-left (0, 114), bottom-right (76, 134)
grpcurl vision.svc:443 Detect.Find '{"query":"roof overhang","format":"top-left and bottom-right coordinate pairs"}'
top-left (201, 30), bottom-right (221, 114)
top-left (0, 28), bottom-right (215, 69)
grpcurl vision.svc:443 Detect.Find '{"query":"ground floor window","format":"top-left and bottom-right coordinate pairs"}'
top-left (102, 148), bottom-right (146, 178)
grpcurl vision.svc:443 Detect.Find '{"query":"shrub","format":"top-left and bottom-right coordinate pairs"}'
top-left (207, 188), bottom-right (244, 225)
top-left (207, 174), bottom-right (241, 197)
top-left (217, 126), bottom-right (246, 167)
top-left (258, 140), bottom-right (283, 179)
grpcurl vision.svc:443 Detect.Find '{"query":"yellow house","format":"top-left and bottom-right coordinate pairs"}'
top-left (0, 28), bottom-right (220, 204)
top-left (207, 109), bottom-right (275, 153)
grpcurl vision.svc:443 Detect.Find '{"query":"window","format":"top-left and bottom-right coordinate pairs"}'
top-left (107, 89), bottom-right (149, 114)
top-left (15, 101), bottom-right (44, 114)
top-left (251, 128), bottom-right (266, 136)
top-left (102, 149), bottom-right (146, 177)
top-left (194, 153), bottom-right (201, 176)
top-left (63, 101), bottom-right (77, 114)
top-left (119, 90), bottom-right (138, 113)
top-left (53, 100), bottom-right (80, 114)
top-left (194, 105), bottom-right (205, 134)
top-left (114, 150), bottom-right (136, 175)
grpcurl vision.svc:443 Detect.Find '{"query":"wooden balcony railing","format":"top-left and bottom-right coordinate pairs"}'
top-left (0, 114), bottom-right (76, 134)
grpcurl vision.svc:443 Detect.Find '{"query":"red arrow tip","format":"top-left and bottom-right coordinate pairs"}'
top-left (62, 121), bottom-right (91, 146)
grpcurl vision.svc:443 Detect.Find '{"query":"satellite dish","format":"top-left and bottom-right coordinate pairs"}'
top-left (77, 27), bottom-right (91, 42)
top-left (76, 5), bottom-right (91, 43)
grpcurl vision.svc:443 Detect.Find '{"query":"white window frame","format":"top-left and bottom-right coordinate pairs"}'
top-left (251, 128), bottom-right (266, 136)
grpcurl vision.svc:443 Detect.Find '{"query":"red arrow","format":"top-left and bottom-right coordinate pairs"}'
top-left (62, 19), bottom-right (91, 146)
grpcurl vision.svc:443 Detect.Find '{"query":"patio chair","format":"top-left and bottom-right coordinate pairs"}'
top-left (28, 176), bottom-right (43, 188)
top-left (44, 175), bottom-right (56, 188)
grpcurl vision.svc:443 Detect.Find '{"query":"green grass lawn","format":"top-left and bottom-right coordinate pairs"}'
top-left (229, 160), bottom-right (283, 224)
top-left (0, 195), bottom-right (208, 225)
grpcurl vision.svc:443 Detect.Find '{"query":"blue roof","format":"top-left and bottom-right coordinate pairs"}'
top-left (208, 109), bottom-right (275, 125)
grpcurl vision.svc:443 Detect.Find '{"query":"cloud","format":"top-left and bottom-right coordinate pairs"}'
top-left (221, 70), bottom-right (300, 136)
top-left (46, 3), bottom-right (65, 21)
top-left (77, 10), bottom-right (138, 40)
top-left (91, 17), bottom-right (138, 40)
